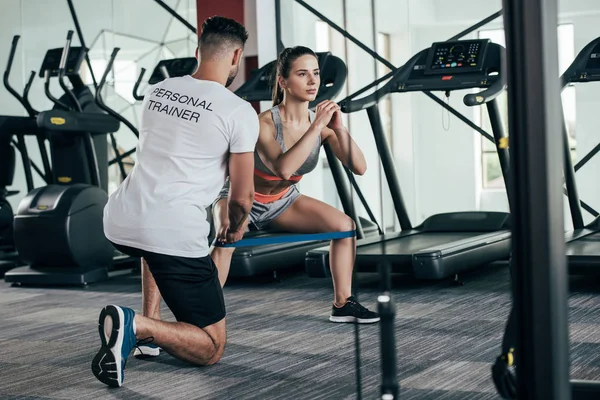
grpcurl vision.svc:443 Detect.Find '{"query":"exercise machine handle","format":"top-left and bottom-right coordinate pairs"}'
top-left (338, 73), bottom-right (398, 114)
top-left (22, 71), bottom-right (38, 115)
top-left (3, 36), bottom-right (37, 116)
top-left (463, 76), bottom-right (506, 107)
top-left (132, 68), bottom-right (146, 101)
top-left (58, 30), bottom-right (82, 112)
top-left (44, 69), bottom-right (71, 110)
top-left (338, 51), bottom-right (423, 114)
top-left (95, 47), bottom-right (138, 181)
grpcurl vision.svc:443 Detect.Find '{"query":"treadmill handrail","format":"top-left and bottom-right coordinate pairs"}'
top-left (560, 36), bottom-right (600, 86)
top-left (338, 51), bottom-right (424, 114)
top-left (463, 76), bottom-right (507, 106)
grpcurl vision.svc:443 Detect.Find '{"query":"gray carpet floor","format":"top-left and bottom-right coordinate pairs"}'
top-left (1, 262), bottom-right (599, 400)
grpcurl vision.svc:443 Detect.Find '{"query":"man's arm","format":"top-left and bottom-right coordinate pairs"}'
top-left (227, 152), bottom-right (255, 233)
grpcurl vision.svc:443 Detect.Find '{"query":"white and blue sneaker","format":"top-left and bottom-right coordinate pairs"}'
top-left (134, 341), bottom-right (161, 358)
top-left (91, 305), bottom-right (137, 387)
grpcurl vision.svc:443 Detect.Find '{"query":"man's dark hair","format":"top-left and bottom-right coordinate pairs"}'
top-left (199, 16), bottom-right (249, 59)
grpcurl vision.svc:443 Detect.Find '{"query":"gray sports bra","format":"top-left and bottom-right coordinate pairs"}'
top-left (254, 105), bottom-right (322, 179)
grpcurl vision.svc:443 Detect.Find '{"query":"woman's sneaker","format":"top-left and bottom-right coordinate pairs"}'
top-left (330, 296), bottom-right (380, 324)
top-left (91, 305), bottom-right (138, 387)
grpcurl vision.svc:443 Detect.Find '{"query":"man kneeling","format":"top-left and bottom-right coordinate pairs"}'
top-left (91, 16), bottom-right (258, 387)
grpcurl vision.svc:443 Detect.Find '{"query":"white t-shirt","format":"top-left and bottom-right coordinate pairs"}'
top-left (103, 75), bottom-right (259, 258)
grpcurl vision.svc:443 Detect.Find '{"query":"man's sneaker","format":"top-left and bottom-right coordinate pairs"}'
top-left (91, 305), bottom-right (137, 387)
top-left (134, 342), bottom-right (161, 358)
top-left (330, 296), bottom-right (380, 324)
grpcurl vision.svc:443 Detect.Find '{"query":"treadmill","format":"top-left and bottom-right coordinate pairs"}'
top-left (558, 37), bottom-right (600, 274)
top-left (306, 39), bottom-right (513, 281)
top-left (227, 52), bottom-right (380, 278)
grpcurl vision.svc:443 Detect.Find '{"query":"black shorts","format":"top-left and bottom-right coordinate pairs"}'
top-left (111, 242), bottom-right (226, 329)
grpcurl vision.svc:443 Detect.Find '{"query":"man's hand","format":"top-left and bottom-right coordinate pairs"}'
top-left (215, 219), bottom-right (230, 244)
top-left (225, 228), bottom-right (245, 243)
top-left (216, 221), bottom-right (245, 244)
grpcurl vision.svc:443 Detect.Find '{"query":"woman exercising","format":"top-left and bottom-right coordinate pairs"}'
top-left (136, 47), bottom-right (378, 358)
top-left (210, 46), bottom-right (379, 324)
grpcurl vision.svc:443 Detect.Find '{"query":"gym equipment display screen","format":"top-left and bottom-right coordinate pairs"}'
top-left (425, 39), bottom-right (489, 75)
top-left (39, 47), bottom-right (86, 78)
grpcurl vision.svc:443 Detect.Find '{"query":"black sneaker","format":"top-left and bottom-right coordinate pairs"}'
top-left (330, 296), bottom-right (380, 324)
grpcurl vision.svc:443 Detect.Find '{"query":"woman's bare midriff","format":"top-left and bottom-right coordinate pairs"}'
top-left (254, 175), bottom-right (298, 196)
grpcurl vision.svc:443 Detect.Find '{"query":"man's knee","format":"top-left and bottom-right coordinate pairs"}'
top-left (204, 340), bottom-right (225, 365)
top-left (197, 319), bottom-right (226, 366)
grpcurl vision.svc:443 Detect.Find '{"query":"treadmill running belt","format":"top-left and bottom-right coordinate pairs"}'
top-left (567, 232), bottom-right (600, 274)
top-left (567, 232), bottom-right (600, 257)
top-left (357, 232), bottom-right (476, 255)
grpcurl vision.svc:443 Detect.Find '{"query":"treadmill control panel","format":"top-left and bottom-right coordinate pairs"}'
top-left (586, 44), bottom-right (600, 70)
top-left (425, 39), bottom-right (489, 74)
top-left (39, 47), bottom-right (86, 78)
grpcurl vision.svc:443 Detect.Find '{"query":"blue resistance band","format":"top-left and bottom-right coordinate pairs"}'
top-left (214, 230), bottom-right (356, 248)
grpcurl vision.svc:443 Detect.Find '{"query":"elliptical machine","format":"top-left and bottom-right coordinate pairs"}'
top-left (0, 35), bottom-right (54, 275)
top-left (5, 31), bottom-right (121, 286)
top-left (0, 137), bottom-right (17, 254)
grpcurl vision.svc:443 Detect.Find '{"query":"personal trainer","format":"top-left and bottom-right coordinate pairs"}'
top-left (91, 16), bottom-right (257, 387)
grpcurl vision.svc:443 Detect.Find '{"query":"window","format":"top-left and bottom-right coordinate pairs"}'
top-left (315, 21), bottom-right (331, 52)
top-left (478, 24), bottom-right (575, 188)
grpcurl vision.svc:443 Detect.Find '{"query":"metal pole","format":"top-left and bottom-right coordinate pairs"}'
top-left (502, 0), bottom-right (571, 398)
top-left (366, 105), bottom-right (412, 230)
top-left (66, 0), bottom-right (98, 90)
top-left (324, 144), bottom-right (365, 239)
top-left (486, 99), bottom-right (512, 201)
top-left (574, 142), bottom-right (600, 172)
top-left (153, 0), bottom-right (197, 34)
top-left (370, 0), bottom-right (386, 234)
top-left (274, 0), bottom-right (284, 54)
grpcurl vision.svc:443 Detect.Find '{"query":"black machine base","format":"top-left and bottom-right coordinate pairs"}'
top-left (0, 259), bottom-right (17, 278)
top-left (4, 264), bottom-right (109, 286)
top-left (306, 212), bottom-right (511, 280)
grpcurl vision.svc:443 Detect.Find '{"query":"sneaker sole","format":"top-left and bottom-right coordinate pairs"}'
top-left (329, 316), bottom-right (381, 324)
top-left (91, 305), bottom-right (125, 387)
